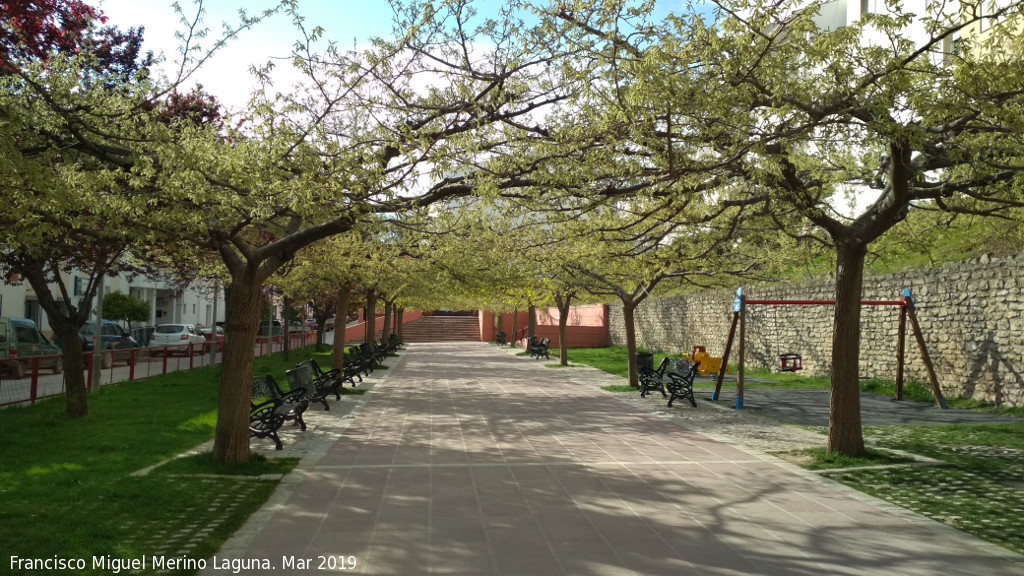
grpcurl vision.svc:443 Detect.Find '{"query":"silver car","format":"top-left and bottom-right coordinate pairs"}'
top-left (149, 324), bottom-right (206, 355)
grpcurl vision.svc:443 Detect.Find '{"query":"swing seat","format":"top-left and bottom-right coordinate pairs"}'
top-left (778, 353), bottom-right (803, 372)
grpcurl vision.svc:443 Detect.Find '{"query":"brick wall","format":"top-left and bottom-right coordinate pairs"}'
top-left (609, 253), bottom-right (1024, 406)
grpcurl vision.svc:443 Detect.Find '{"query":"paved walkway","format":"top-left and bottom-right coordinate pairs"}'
top-left (205, 343), bottom-right (1022, 575)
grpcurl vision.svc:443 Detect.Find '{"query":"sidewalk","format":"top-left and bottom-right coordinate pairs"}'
top-left (205, 343), bottom-right (1022, 575)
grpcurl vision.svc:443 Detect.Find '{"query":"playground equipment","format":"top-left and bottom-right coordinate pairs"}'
top-left (777, 353), bottom-right (803, 372)
top-left (687, 346), bottom-right (729, 378)
top-left (711, 288), bottom-right (946, 411)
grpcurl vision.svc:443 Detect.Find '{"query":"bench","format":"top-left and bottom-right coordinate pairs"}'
top-left (252, 374), bottom-right (309, 430)
top-left (349, 344), bottom-right (377, 376)
top-left (528, 337), bottom-right (550, 360)
top-left (494, 331), bottom-right (507, 345)
top-left (639, 357), bottom-right (671, 398)
top-left (311, 357), bottom-right (357, 389)
top-left (249, 399), bottom-right (288, 451)
top-left (380, 334), bottom-right (402, 356)
top-left (666, 360), bottom-right (700, 408)
top-left (309, 358), bottom-right (346, 398)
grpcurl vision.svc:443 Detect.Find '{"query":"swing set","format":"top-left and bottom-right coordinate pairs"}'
top-left (710, 288), bottom-right (947, 411)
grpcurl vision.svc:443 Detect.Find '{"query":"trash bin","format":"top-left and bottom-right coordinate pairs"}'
top-left (635, 351), bottom-right (654, 372)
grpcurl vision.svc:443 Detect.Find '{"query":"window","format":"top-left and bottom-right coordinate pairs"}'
top-left (14, 325), bottom-right (40, 344)
top-left (24, 299), bottom-right (40, 324)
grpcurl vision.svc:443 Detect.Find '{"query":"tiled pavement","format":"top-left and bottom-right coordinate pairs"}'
top-left (205, 343), bottom-right (1023, 575)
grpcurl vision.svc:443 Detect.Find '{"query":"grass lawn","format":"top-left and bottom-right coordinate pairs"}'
top-left (0, 347), bottom-right (334, 575)
top-left (824, 424), bottom-right (1024, 555)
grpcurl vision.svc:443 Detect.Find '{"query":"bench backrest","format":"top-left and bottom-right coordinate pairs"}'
top-left (251, 375), bottom-right (276, 402)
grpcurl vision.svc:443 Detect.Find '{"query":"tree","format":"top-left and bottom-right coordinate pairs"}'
top-left (102, 291), bottom-right (150, 332)
top-left (135, 1), bottom-right (580, 464)
top-left (0, 1), bottom-right (155, 416)
top-left (1, 0), bottom-right (265, 418)
top-left (538, 0), bottom-right (1024, 454)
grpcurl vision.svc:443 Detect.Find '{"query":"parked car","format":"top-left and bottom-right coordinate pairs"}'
top-left (197, 325), bottom-right (225, 352)
top-left (0, 317), bottom-right (63, 378)
top-left (79, 320), bottom-right (139, 368)
top-left (288, 321), bottom-right (309, 334)
top-left (149, 324), bottom-right (206, 355)
top-left (256, 320), bottom-right (282, 337)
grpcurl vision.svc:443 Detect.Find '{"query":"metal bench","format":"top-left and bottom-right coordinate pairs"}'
top-left (249, 399), bottom-right (289, 451)
top-left (528, 337), bottom-right (550, 360)
top-left (252, 374), bottom-right (309, 430)
top-left (286, 361), bottom-right (340, 411)
top-left (666, 360), bottom-right (700, 408)
top-left (639, 357), bottom-right (671, 398)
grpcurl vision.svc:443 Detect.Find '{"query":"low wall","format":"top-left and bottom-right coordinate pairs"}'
top-left (609, 254), bottom-right (1024, 407)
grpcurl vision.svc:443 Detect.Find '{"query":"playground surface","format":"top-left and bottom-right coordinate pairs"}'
top-left (204, 343), bottom-right (1022, 575)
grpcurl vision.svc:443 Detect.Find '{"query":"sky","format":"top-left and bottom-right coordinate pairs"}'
top-left (97, 0), bottom-right (698, 110)
top-left (98, 0), bottom-right (397, 109)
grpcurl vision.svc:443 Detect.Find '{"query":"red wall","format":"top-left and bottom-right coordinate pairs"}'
top-left (342, 309), bottom-right (424, 345)
top-left (485, 304), bottom-right (608, 348)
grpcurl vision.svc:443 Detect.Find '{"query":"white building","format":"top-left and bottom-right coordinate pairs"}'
top-left (1, 271), bottom-right (224, 337)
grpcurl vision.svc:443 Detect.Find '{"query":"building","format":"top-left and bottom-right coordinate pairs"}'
top-left (1, 271), bottom-right (224, 336)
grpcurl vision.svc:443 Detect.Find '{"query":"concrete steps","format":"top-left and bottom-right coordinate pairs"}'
top-left (380, 316), bottom-right (480, 343)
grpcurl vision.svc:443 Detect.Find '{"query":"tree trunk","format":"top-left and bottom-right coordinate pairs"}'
top-left (332, 284), bottom-right (351, 371)
top-left (396, 308), bottom-right (405, 339)
top-left (18, 264), bottom-right (93, 418)
top-left (51, 319), bottom-right (89, 417)
top-left (828, 240), bottom-right (867, 456)
top-left (365, 290), bottom-right (377, 351)
top-left (622, 301), bottom-right (639, 388)
top-left (528, 305), bottom-right (537, 340)
top-left (555, 293), bottom-right (572, 366)
top-left (510, 309), bottom-right (519, 347)
top-left (212, 277), bottom-right (264, 465)
top-left (381, 300), bottom-right (392, 344)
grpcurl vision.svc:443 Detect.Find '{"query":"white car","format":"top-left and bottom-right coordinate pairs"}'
top-left (149, 324), bottom-right (206, 355)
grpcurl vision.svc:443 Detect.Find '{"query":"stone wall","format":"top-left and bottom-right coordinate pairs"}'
top-left (609, 253), bottom-right (1024, 406)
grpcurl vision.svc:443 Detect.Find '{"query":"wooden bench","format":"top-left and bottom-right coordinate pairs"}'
top-left (666, 360), bottom-right (700, 408)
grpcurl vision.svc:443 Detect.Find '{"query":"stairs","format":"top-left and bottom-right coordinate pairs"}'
top-left (384, 315), bottom-right (480, 343)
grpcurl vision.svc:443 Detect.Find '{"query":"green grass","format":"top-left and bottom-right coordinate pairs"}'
top-left (156, 452), bottom-right (299, 477)
top-left (822, 424), bottom-right (1024, 555)
top-left (775, 447), bottom-right (917, 470)
top-left (0, 347), bottom-right (329, 575)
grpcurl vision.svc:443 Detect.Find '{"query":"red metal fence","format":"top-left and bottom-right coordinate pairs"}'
top-left (0, 333), bottom-right (314, 408)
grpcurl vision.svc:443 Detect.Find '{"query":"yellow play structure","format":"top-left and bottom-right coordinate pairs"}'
top-left (685, 346), bottom-right (730, 377)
